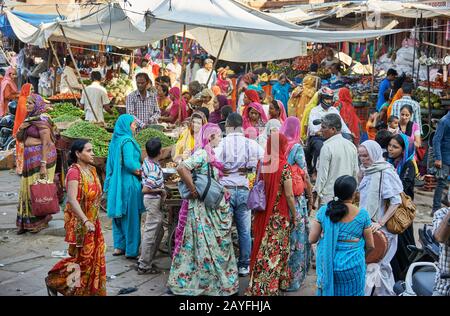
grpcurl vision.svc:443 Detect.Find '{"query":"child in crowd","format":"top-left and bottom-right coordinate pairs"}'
top-left (375, 129), bottom-right (393, 160)
top-left (365, 109), bottom-right (378, 140)
top-left (387, 115), bottom-right (400, 134)
top-left (136, 138), bottom-right (166, 275)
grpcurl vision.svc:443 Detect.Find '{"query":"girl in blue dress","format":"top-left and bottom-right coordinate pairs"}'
top-left (309, 175), bottom-right (375, 296)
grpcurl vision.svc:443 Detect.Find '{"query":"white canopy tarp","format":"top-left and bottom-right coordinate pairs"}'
top-left (5, 0), bottom-right (407, 62)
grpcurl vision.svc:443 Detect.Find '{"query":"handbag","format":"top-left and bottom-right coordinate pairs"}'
top-left (247, 165), bottom-right (266, 212)
top-left (178, 163), bottom-right (225, 209)
top-left (385, 192), bottom-right (416, 234)
top-left (30, 179), bottom-right (60, 217)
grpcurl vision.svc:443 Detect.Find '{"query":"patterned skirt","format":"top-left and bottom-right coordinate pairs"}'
top-left (16, 144), bottom-right (57, 232)
top-left (286, 195), bottom-right (311, 291)
top-left (245, 212), bottom-right (291, 296)
top-left (47, 219), bottom-right (107, 296)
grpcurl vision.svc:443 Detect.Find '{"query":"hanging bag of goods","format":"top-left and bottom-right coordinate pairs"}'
top-left (30, 179), bottom-right (60, 217)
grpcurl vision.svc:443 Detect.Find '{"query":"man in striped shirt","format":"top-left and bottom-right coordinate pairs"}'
top-left (126, 72), bottom-right (161, 129)
top-left (137, 138), bottom-right (165, 275)
top-left (390, 82), bottom-right (422, 132)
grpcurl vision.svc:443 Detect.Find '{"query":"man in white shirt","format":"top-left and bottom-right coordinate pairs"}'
top-left (194, 58), bottom-right (217, 89)
top-left (80, 71), bottom-right (112, 124)
top-left (59, 58), bottom-right (82, 93)
top-left (313, 113), bottom-right (359, 206)
top-left (166, 56), bottom-right (182, 87)
top-left (306, 87), bottom-right (350, 176)
top-left (215, 113), bottom-right (264, 277)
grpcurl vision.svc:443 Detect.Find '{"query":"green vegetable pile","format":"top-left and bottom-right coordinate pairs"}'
top-left (52, 114), bottom-right (80, 123)
top-left (47, 102), bottom-right (84, 119)
top-left (104, 107), bottom-right (120, 129)
top-left (61, 121), bottom-right (112, 157)
top-left (136, 128), bottom-right (176, 148)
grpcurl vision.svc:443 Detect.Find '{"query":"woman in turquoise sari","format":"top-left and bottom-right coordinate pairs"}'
top-left (271, 74), bottom-right (294, 113)
top-left (104, 114), bottom-right (145, 258)
top-left (309, 175), bottom-right (374, 296)
top-left (280, 116), bottom-right (313, 291)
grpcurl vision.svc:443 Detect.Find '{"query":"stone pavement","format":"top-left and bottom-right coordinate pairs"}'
top-left (0, 170), bottom-right (435, 296)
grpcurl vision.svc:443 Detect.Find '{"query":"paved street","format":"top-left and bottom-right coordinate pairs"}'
top-left (0, 170), bottom-right (434, 296)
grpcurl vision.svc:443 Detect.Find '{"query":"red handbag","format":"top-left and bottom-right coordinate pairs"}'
top-left (291, 164), bottom-right (305, 197)
top-left (30, 180), bottom-right (60, 217)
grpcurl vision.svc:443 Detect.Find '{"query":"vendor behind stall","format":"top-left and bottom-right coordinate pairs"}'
top-left (60, 57), bottom-right (82, 94)
top-left (80, 71), bottom-right (112, 124)
top-left (320, 48), bottom-right (340, 70)
top-left (376, 68), bottom-right (398, 112)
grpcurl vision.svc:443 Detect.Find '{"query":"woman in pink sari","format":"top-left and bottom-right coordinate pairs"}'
top-left (160, 87), bottom-right (188, 124)
top-left (242, 102), bottom-right (268, 139)
top-left (0, 67), bottom-right (19, 116)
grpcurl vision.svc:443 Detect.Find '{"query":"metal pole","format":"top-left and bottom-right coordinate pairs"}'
top-left (206, 30), bottom-right (229, 87)
top-left (427, 47), bottom-right (432, 127)
top-left (412, 15), bottom-right (418, 87)
top-left (58, 25), bottom-right (99, 122)
top-left (48, 41), bottom-right (82, 108)
top-left (178, 25), bottom-right (187, 124)
top-left (416, 13), bottom-right (423, 86)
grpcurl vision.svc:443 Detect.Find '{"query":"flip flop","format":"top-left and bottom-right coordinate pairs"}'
top-left (137, 266), bottom-right (160, 275)
top-left (112, 250), bottom-right (125, 256)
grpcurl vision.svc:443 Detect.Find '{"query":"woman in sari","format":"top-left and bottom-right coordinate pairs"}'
top-left (268, 100), bottom-right (287, 123)
top-left (46, 140), bottom-right (106, 296)
top-left (280, 117), bottom-right (313, 291)
top-left (288, 75), bottom-right (318, 120)
top-left (216, 67), bottom-right (233, 98)
top-left (104, 114), bottom-right (145, 258)
top-left (309, 175), bottom-right (374, 296)
top-left (239, 89), bottom-right (261, 115)
top-left (271, 74), bottom-right (293, 113)
top-left (0, 67), bottom-right (19, 116)
top-left (168, 123), bottom-right (238, 296)
top-left (257, 119), bottom-right (282, 149)
top-left (16, 94), bottom-right (56, 234)
top-left (157, 83), bottom-right (172, 111)
top-left (358, 140), bottom-right (403, 296)
top-left (200, 88), bottom-right (216, 113)
top-left (160, 87), bottom-right (188, 124)
top-left (245, 132), bottom-right (297, 296)
top-left (300, 91), bottom-right (319, 141)
top-left (387, 133), bottom-right (416, 281)
top-left (13, 83), bottom-right (33, 175)
top-left (335, 87), bottom-right (362, 145)
top-left (172, 111), bottom-right (207, 258)
top-left (387, 88), bottom-right (403, 118)
top-left (242, 102), bottom-right (268, 139)
top-left (209, 95), bottom-right (229, 124)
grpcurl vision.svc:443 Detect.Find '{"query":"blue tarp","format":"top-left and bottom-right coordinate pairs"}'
top-left (0, 11), bottom-right (62, 39)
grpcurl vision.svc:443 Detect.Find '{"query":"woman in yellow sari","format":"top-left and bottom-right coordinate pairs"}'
top-left (46, 140), bottom-right (106, 296)
top-left (300, 91), bottom-right (320, 142)
top-left (173, 111), bottom-right (207, 163)
top-left (288, 75), bottom-right (319, 120)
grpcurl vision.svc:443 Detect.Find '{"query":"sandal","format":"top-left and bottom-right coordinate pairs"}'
top-left (112, 250), bottom-right (125, 256)
top-left (137, 266), bottom-right (160, 275)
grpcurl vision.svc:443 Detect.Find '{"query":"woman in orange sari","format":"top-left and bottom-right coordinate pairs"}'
top-left (13, 83), bottom-right (33, 175)
top-left (46, 140), bottom-right (106, 296)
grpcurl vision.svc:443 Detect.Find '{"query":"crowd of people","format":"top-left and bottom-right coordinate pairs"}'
top-left (1, 49), bottom-right (449, 297)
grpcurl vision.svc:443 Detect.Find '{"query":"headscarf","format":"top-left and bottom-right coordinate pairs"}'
top-left (242, 102), bottom-right (268, 138)
top-left (250, 132), bottom-right (290, 270)
top-left (358, 140), bottom-right (403, 220)
top-left (16, 94), bottom-right (55, 143)
top-left (216, 68), bottom-right (230, 94)
top-left (335, 87), bottom-right (361, 145)
top-left (244, 89), bottom-right (260, 103)
top-left (174, 111), bottom-right (207, 160)
top-left (0, 67), bottom-right (18, 116)
top-left (387, 88), bottom-right (403, 118)
top-left (13, 83), bottom-right (33, 137)
top-left (201, 88), bottom-right (215, 112)
top-left (280, 116), bottom-right (301, 154)
top-left (194, 123), bottom-right (224, 173)
top-left (209, 95), bottom-right (229, 124)
top-left (104, 114), bottom-right (141, 218)
top-left (389, 133), bottom-right (415, 176)
top-left (168, 87), bottom-right (188, 123)
top-left (270, 100), bottom-right (287, 123)
top-left (257, 119), bottom-right (282, 147)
